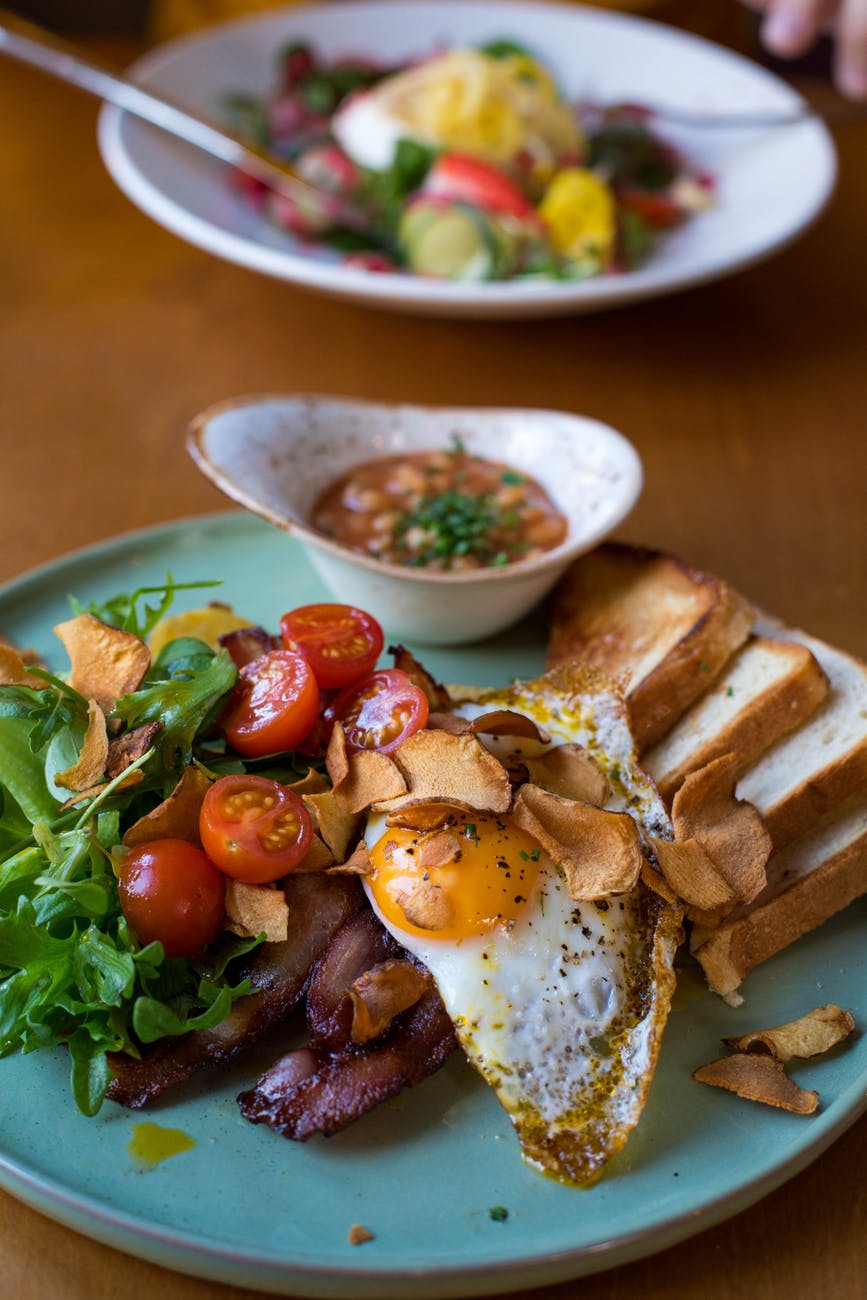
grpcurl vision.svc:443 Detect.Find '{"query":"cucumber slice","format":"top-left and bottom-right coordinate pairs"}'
top-left (399, 202), bottom-right (500, 281)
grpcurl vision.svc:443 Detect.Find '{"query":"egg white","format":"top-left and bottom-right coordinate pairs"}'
top-left (363, 668), bottom-right (680, 1185)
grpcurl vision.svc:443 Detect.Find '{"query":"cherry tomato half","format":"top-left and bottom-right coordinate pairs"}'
top-left (424, 153), bottom-right (538, 222)
top-left (199, 775), bottom-right (313, 883)
top-left (220, 649), bottom-right (319, 757)
top-left (325, 668), bottom-right (429, 755)
top-left (280, 603), bottom-right (384, 690)
top-left (117, 839), bottom-right (226, 959)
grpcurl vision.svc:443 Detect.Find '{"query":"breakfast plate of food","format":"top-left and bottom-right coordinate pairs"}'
top-left (0, 502), bottom-right (864, 1299)
top-left (97, 0), bottom-right (836, 317)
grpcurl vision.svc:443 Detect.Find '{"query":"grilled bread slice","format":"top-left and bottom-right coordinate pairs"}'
top-left (691, 792), bottom-right (867, 997)
top-left (547, 543), bottom-right (753, 750)
top-left (736, 621), bottom-right (867, 850)
top-left (644, 635), bottom-right (829, 804)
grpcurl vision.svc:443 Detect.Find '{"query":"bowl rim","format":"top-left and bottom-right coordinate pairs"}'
top-left (186, 392), bottom-right (643, 586)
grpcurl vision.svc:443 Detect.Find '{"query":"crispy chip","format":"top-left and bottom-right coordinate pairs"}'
top-left (105, 721), bottom-right (162, 780)
top-left (225, 879), bottom-right (289, 942)
top-left (325, 721), bottom-right (350, 789)
top-left (348, 959), bottom-right (432, 1043)
top-left (329, 730), bottom-right (407, 815)
top-left (55, 700), bottom-right (109, 792)
top-left (302, 789), bottom-right (360, 861)
top-left (382, 730), bottom-right (511, 816)
top-left (523, 743), bottom-right (610, 806)
top-left (0, 645), bottom-right (47, 690)
top-left (672, 753), bottom-right (772, 906)
top-left (467, 710), bottom-right (551, 743)
top-left (123, 765), bottom-right (211, 846)
top-left (512, 783), bottom-right (643, 900)
top-left (389, 644), bottom-right (452, 710)
top-left (296, 833), bottom-right (336, 873)
top-left (384, 803), bottom-right (457, 832)
top-left (723, 1004), bottom-right (855, 1062)
top-left (639, 860), bottom-right (680, 906)
top-left (287, 768), bottom-right (330, 797)
top-left (650, 835), bottom-right (738, 926)
top-left (0, 634), bottom-right (42, 667)
top-left (327, 840), bottom-right (371, 876)
top-left (347, 1224), bottom-right (374, 1246)
top-left (693, 1053), bottom-right (819, 1114)
top-left (416, 828), bottom-right (462, 871)
top-left (54, 614), bottom-right (151, 712)
top-left (426, 712), bottom-right (470, 735)
top-left (59, 767), bottom-right (145, 809)
top-left (391, 878), bottom-right (454, 931)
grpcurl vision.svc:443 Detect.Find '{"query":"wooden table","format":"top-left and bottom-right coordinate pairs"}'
top-left (1, 11), bottom-right (866, 1300)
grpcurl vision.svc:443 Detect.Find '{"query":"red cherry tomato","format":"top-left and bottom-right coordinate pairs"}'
top-left (325, 668), bottom-right (429, 755)
top-left (280, 603), bottom-right (384, 690)
top-left (117, 839), bottom-right (226, 959)
top-left (424, 153), bottom-right (538, 221)
top-left (616, 187), bottom-right (683, 229)
top-left (220, 649), bottom-right (319, 757)
top-left (199, 775), bottom-right (313, 883)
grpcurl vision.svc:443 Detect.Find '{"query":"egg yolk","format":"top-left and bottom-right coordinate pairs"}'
top-left (367, 814), bottom-right (544, 941)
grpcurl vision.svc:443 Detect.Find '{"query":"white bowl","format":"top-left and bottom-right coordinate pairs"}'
top-left (98, 0), bottom-right (836, 320)
top-left (187, 394), bottom-right (642, 644)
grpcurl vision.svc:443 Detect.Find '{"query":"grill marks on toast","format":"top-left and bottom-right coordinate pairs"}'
top-left (548, 543), bottom-right (867, 995)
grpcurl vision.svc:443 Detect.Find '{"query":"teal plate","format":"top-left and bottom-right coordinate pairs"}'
top-left (1, 512), bottom-right (865, 1299)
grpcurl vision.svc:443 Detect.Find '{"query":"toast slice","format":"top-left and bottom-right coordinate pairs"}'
top-left (644, 635), bottom-right (829, 804)
top-left (547, 543), bottom-right (754, 750)
top-left (736, 622), bottom-right (867, 850)
top-left (691, 792), bottom-right (867, 997)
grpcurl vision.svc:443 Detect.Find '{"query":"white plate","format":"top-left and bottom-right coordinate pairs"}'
top-left (98, 0), bottom-right (836, 318)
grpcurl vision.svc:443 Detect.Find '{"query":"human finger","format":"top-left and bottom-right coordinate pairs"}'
top-left (760, 0), bottom-right (837, 56)
top-left (835, 0), bottom-right (867, 96)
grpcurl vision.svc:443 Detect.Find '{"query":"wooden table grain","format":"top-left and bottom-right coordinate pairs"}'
top-left (1, 12), bottom-right (865, 1300)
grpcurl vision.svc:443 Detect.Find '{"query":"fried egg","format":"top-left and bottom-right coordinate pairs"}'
top-left (363, 665), bottom-right (681, 1186)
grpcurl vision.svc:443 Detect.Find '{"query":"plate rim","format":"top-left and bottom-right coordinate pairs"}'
top-left (1, 510), bottom-right (866, 1299)
top-left (96, 0), bottom-right (838, 318)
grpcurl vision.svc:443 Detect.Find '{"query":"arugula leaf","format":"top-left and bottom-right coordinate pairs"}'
top-left (112, 643), bottom-right (237, 780)
top-left (69, 576), bottom-right (221, 641)
top-left (0, 717), bottom-right (59, 824)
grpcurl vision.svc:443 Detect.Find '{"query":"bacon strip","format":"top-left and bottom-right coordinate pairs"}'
top-left (306, 909), bottom-right (403, 1050)
top-left (107, 875), bottom-right (362, 1108)
top-left (237, 987), bottom-right (457, 1140)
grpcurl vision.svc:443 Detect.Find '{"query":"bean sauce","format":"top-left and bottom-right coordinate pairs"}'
top-left (311, 446), bottom-right (568, 571)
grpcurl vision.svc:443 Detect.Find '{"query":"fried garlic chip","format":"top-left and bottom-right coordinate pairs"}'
top-left (649, 835), bottom-right (737, 926)
top-left (54, 614), bottom-right (151, 713)
top-left (348, 959), bottom-right (432, 1043)
top-left (384, 802), bottom-right (458, 832)
top-left (326, 840), bottom-right (371, 876)
top-left (297, 833), bottom-right (336, 873)
top-left (327, 723), bottom-right (407, 814)
top-left (123, 765), bottom-right (211, 847)
top-left (302, 789), bottom-right (360, 862)
top-left (390, 878), bottom-right (454, 931)
top-left (55, 700), bottom-right (108, 792)
top-left (693, 1053), bottom-right (818, 1114)
top-left (389, 645), bottom-right (452, 710)
top-left (512, 783), bottom-right (643, 900)
top-left (523, 743), bottom-right (610, 806)
top-left (0, 644), bottom-right (46, 690)
top-left (381, 730), bottom-right (511, 816)
top-left (672, 753), bottom-right (771, 907)
top-left (724, 1004), bottom-right (855, 1062)
top-left (225, 879), bottom-right (289, 943)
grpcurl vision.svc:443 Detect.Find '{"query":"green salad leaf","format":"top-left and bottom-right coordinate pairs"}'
top-left (0, 578), bottom-right (263, 1115)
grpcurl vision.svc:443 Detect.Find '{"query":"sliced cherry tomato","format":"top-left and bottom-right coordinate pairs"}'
top-left (280, 603), bottom-right (384, 690)
top-left (325, 668), bottom-right (428, 755)
top-left (199, 775), bottom-right (312, 883)
top-left (616, 187), bottom-right (683, 229)
top-left (423, 153), bottom-right (538, 222)
top-left (117, 839), bottom-right (226, 959)
top-left (220, 649), bottom-right (319, 757)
